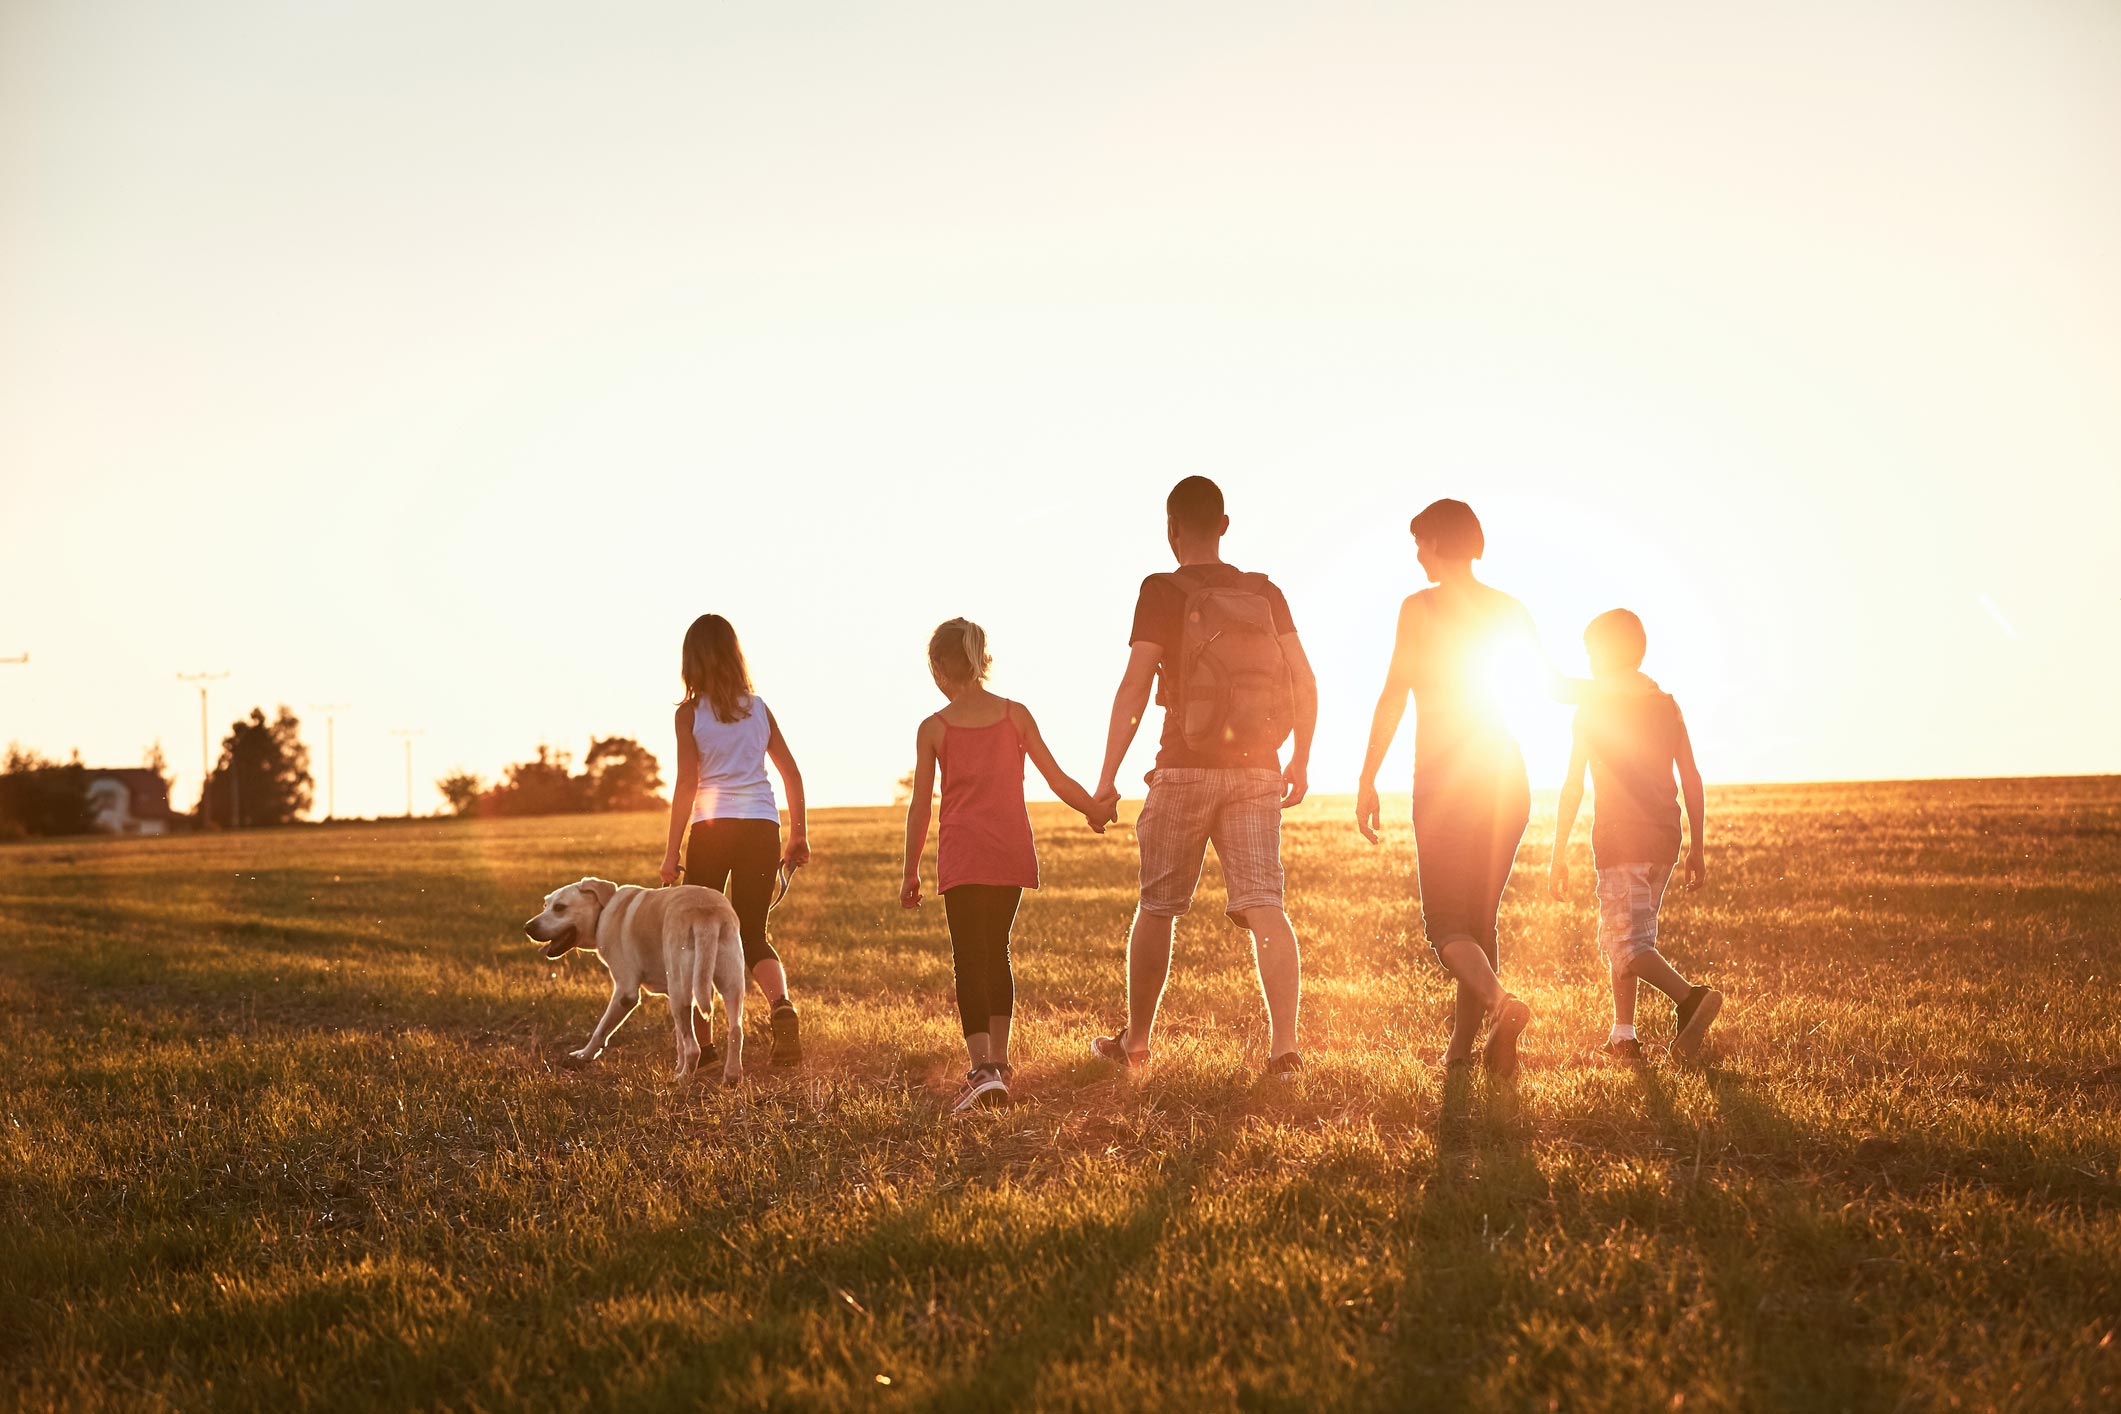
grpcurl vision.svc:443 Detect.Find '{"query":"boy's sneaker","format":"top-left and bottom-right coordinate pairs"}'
top-left (1673, 986), bottom-right (1723, 1060)
top-left (951, 1065), bottom-right (1010, 1113)
top-left (769, 1000), bottom-right (803, 1067)
top-left (1265, 1051), bottom-right (1303, 1080)
top-left (1482, 996), bottom-right (1532, 1076)
top-left (1090, 1029), bottom-right (1149, 1067)
top-left (1602, 1036), bottom-right (1645, 1064)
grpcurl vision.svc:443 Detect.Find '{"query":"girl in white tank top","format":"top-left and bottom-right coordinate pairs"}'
top-left (659, 614), bottom-right (811, 1068)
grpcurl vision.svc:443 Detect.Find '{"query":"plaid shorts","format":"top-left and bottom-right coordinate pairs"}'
top-left (1135, 767), bottom-right (1286, 922)
top-left (1594, 861), bottom-right (1674, 969)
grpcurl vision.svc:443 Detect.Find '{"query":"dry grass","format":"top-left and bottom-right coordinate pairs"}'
top-left (3, 779), bottom-right (2118, 1410)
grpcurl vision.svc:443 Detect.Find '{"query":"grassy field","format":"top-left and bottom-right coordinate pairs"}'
top-left (3, 779), bottom-right (2118, 1412)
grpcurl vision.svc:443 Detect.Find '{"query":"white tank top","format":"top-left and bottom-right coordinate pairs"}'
top-left (689, 694), bottom-right (780, 824)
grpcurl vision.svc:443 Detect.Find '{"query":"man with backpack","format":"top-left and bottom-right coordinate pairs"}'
top-left (1089, 476), bottom-right (1319, 1077)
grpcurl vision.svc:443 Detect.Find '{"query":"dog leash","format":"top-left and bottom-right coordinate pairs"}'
top-left (673, 860), bottom-right (796, 913)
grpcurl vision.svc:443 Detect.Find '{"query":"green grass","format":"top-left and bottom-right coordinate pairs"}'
top-left (3, 779), bottom-right (2118, 1411)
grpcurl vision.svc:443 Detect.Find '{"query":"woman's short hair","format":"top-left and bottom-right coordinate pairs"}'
top-left (928, 618), bottom-right (991, 691)
top-left (1408, 499), bottom-right (1484, 559)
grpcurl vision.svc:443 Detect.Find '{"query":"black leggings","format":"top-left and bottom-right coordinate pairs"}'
top-left (942, 884), bottom-right (1021, 1038)
top-left (684, 817), bottom-right (781, 970)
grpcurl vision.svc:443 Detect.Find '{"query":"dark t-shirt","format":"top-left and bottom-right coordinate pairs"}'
top-left (1129, 563), bottom-right (1298, 770)
top-left (1574, 687), bottom-right (1686, 868)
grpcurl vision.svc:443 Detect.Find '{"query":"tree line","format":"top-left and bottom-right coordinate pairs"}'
top-left (1, 708), bottom-right (665, 837)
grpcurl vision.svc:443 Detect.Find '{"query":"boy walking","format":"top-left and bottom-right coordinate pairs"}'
top-left (1549, 609), bottom-right (1723, 1060)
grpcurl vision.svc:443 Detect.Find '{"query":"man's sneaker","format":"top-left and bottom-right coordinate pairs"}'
top-left (1603, 1036), bottom-right (1645, 1064)
top-left (1673, 986), bottom-right (1724, 1060)
top-left (1482, 996), bottom-right (1532, 1076)
top-left (1265, 1051), bottom-right (1303, 1079)
top-left (951, 1065), bottom-right (1010, 1113)
top-left (769, 1000), bottom-right (803, 1067)
top-left (1090, 1029), bottom-right (1149, 1067)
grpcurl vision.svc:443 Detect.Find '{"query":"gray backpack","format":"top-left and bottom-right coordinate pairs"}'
top-left (1152, 568), bottom-right (1296, 758)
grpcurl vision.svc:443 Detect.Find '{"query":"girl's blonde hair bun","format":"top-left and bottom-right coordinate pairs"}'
top-left (928, 617), bottom-right (991, 689)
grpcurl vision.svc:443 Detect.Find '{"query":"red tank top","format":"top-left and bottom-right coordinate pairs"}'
top-left (936, 704), bottom-right (1040, 892)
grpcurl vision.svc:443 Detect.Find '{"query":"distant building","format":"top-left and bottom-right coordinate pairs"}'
top-left (85, 769), bottom-right (175, 836)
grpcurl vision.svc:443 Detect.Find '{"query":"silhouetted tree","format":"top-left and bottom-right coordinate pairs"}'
top-left (478, 745), bottom-right (583, 817)
top-left (199, 707), bottom-right (313, 828)
top-left (582, 736), bottom-right (664, 813)
top-left (0, 745), bottom-right (97, 839)
top-left (437, 770), bottom-right (486, 818)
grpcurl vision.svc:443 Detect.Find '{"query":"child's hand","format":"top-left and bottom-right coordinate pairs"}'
top-left (900, 871), bottom-right (923, 909)
top-left (1683, 847), bottom-right (1706, 892)
top-left (1547, 859), bottom-right (1570, 900)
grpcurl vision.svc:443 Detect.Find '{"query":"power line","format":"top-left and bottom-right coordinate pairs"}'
top-left (389, 728), bottom-right (425, 819)
top-left (176, 671), bottom-right (230, 824)
top-left (311, 704), bottom-right (351, 819)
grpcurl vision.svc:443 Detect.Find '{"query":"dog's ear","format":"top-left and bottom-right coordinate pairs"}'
top-left (578, 878), bottom-right (618, 910)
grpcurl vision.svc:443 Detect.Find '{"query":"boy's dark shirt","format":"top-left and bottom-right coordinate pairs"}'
top-left (1575, 679), bottom-right (1685, 868)
top-left (1128, 563), bottom-right (1297, 770)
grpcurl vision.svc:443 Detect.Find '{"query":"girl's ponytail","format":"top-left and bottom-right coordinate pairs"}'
top-left (928, 617), bottom-right (991, 691)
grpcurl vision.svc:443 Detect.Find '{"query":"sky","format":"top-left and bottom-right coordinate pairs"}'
top-left (2, 0), bottom-right (2116, 817)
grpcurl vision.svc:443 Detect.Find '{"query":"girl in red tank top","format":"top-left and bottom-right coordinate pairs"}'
top-left (901, 618), bottom-right (1113, 1111)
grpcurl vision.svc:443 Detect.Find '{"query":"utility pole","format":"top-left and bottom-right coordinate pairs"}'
top-left (311, 704), bottom-right (351, 820)
top-left (177, 671), bottom-right (230, 825)
top-left (390, 728), bottom-right (424, 818)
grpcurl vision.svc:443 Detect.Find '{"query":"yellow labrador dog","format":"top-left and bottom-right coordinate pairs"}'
top-left (524, 878), bottom-right (745, 1084)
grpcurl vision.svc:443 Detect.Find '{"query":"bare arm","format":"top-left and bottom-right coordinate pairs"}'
top-left (1094, 641), bottom-right (1162, 804)
top-left (764, 708), bottom-right (810, 869)
top-left (1278, 631), bottom-right (1319, 808)
top-left (1012, 702), bottom-right (1108, 829)
top-left (1357, 599), bottom-right (1422, 843)
top-left (1675, 713), bottom-right (1706, 889)
top-left (1549, 733), bottom-right (1591, 898)
top-left (901, 718), bottom-right (940, 906)
top-left (660, 704), bottom-right (697, 884)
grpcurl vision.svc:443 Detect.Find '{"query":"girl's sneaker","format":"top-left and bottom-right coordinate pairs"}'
top-left (1090, 1029), bottom-right (1149, 1066)
top-left (769, 1000), bottom-right (802, 1066)
top-left (951, 1064), bottom-right (1010, 1113)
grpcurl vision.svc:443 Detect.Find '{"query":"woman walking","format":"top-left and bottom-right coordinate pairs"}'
top-left (659, 613), bottom-right (810, 1066)
top-left (1356, 499), bottom-right (1557, 1074)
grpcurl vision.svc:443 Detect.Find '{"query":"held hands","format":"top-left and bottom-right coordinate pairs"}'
top-left (1683, 846), bottom-right (1706, 892)
top-left (1547, 858), bottom-right (1570, 900)
top-left (1355, 780), bottom-right (1382, 844)
top-left (1281, 759), bottom-right (1309, 810)
top-left (1089, 783), bottom-right (1122, 834)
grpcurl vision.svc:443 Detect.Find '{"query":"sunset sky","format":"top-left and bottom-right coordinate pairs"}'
top-left (3, 1), bottom-right (2116, 818)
